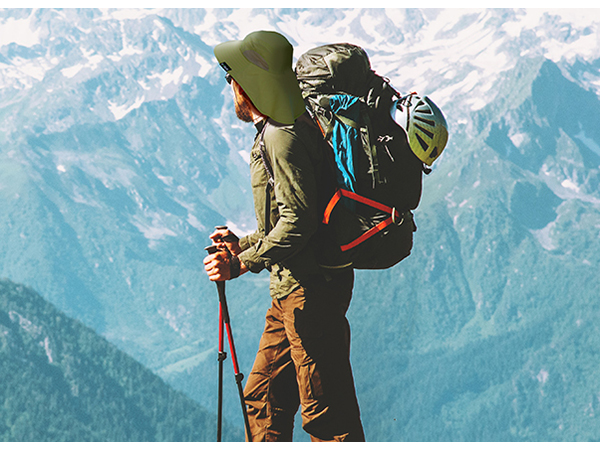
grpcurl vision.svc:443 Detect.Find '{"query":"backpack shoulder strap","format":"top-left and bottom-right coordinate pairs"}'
top-left (258, 122), bottom-right (274, 235)
top-left (258, 122), bottom-right (274, 188)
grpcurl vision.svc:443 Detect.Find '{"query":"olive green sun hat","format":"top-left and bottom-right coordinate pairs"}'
top-left (214, 31), bottom-right (306, 125)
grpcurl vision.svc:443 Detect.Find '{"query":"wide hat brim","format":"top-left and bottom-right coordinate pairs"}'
top-left (214, 32), bottom-right (306, 125)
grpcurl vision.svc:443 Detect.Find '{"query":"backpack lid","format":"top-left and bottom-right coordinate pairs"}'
top-left (296, 43), bottom-right (375, 97)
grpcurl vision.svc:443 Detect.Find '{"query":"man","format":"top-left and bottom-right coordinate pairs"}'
top-left (204, 30), bottom-right (365, 442)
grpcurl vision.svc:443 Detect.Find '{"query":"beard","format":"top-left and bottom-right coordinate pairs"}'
top-left (234, 90), bottom-right (254, 123)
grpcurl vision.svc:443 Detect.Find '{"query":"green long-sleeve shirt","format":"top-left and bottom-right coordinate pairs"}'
top-left (238, 116), bottom-right (335, 299)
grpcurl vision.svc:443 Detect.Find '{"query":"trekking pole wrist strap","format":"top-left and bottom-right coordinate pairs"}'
top-left (229, 254), bottom-right (241, 279)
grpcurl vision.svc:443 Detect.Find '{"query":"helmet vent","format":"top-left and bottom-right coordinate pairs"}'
top-left (416, 106), bottom-right (432, 114)
top-left (414, 116), bottom-right (435, 127)
top-left (416, 133), bottom-right (429, 151)
top-left (429, 146), bottom-right (439, 159)
top-left (415, 124), bottom-right (434, 139)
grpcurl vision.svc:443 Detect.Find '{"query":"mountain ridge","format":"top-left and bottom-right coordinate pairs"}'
top-left (1, 8), bottom-right (600, 441)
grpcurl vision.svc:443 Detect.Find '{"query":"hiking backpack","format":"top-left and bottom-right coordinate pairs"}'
top-left (295, 43), bottom-right (427, 270)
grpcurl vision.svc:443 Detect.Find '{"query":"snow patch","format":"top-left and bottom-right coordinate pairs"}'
top-left (9, 311), bottom-right (42, 337)
top-left (133, 219), bottom-right (177, 241)
top-left (509, 132), bottom-right (527, 147)
top-left (108, 95), bottom-right (145, 121)
top-left (540, 163), bottom-right (600, 205)
top-left (112, 168), bottom-right (138, 189)
top-left (148, 67), bottom-right (184, 88)
top-left (61, 64), bottom-right (84, 79)
top-left (54, 151), bottom-right (137, 189)
top-left (157, 304), bottom-right (192, 339)
top-left (531, 220), bottom-right (558, 252)
top-left (467, 96), bottom-right (487, 111)
top-left (8, 57), bottom-right (48, 81)
top-left (42, 336), bottom-right (53, 364)
top-left (561, 178), bottom-right (580, 193)
top-left (432, 69), bottom-right (486, 111)
top-left (0, 15), bottom-right (41, 47)
top-left (61, 49), bottom-right (104, 79)
top-left (445, 188), bottom-right (457, 208)
top-left (97, 8), bottom-right (157, 21)
top-left (543, 25), bottom-right (600, 63)
top-left (574, 126), bottom-right (600, 158)
top-left (71, 189), bottom-right (101, 207)
top-left (154, 171), bottom-right (173, 186)
top-left (132, 211), bottom-right (177, 244)
top-left (195, 54), bottom-right (211, 77)
top-left (120, 45), bottom-right (144, 57)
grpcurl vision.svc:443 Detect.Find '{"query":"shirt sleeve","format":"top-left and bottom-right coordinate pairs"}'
top-left (238, 124), bottom-right (319, 273)
top-left (239, 231), bottom-right (261, 252)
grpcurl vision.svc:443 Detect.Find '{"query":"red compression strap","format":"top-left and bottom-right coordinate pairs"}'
top-left (322, 189), bottom-right (402, 252)
top-left (340, 216), bottom-right (395, 251)
top-left (323, 189), bottom-right (343, 224)
top-left (323, 188), bottom-right (395, 225)
top-left (338, 189), bottom-right (395, 215)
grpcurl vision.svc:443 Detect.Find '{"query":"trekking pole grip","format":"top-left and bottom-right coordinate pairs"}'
top-left (205, 244), bottom-right (229, 317)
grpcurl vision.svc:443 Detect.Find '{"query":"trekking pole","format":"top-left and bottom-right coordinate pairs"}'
top-left (217, 279), bottom-right (225, 442)
top-left (205, 244), bottom-right (252, 442)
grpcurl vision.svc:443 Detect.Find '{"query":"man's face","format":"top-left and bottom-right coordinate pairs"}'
top-left (232, 81), bottom-right (254, 123)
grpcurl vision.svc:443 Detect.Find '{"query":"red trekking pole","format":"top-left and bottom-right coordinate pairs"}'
top-left (205, 242), bottom-right (251, 442)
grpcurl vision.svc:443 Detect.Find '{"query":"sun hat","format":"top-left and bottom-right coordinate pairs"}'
top-left (214, 31), bottom-right (306, 125)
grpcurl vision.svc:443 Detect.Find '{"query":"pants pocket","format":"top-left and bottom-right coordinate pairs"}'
top-left (295, 359), bottom-right (324, 400)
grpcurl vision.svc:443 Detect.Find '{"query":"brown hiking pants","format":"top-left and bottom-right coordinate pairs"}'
top-left (243, 270), bottom-right (365, 442)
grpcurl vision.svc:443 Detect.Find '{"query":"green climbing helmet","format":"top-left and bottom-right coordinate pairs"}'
top-left (394, 94), bottom-right (448, 166)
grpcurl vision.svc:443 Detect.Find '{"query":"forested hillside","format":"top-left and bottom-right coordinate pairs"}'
top-left (0, 278), bottom-right (241, 441)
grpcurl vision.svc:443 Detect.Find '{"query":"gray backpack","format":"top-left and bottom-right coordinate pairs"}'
top-left (295, 43), bottom-right (425, 269)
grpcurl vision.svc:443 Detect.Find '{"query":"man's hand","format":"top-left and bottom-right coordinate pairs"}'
top-left (210, 226), bottom-right (242, 256)
top-left (204, 250), bottom-right (248, 282)
top-left (204, 227), bottom-right (248, 281)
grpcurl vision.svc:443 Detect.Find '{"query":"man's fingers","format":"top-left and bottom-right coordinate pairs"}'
top-left (203, 253), bottom-right (223, 269)
top-left (203, 254), bottom-right (217, 265)
top-left (203, 252), bottom-right (231, 281)
top-left (208, 272), bottom-right (225, 282)
top-left (209, 228), bottom-right (238, 244)
top-left (209, 230), bottom-right (226, 242)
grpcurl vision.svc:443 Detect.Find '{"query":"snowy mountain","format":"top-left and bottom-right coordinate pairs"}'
top-left (1, 8), bottom-right (600, 441)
